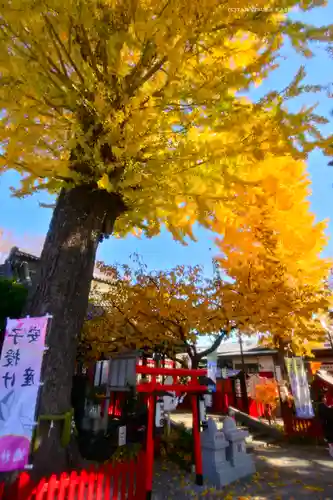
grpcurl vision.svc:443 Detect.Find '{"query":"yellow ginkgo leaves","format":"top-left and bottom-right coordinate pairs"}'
top-left (81, 261), bottom-right (231, 362)
top-left (0, 0), bottom-right (332, 243)
top-left (82, 227), bottom-right (331, 363)
top-left (214, 154), bottom-right (332, 354)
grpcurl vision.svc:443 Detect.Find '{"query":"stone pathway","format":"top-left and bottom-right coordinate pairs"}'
top-left (152, 444), bottom-right (333, 499)
top-left (151, 412), bottom-right (333, 499)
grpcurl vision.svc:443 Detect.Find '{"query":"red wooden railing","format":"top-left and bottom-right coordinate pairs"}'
top-left (0, 452), bottom-right (146, 500)
top-left (282, 405), bottom-right (323, 440)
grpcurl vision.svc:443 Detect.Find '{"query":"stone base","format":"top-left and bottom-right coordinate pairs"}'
top-left (203, 461), bottom-right (233, 487)
top-left (232, 456), bottom-right (256, 481)
top-left (203, 455), bottom-right (256, 488)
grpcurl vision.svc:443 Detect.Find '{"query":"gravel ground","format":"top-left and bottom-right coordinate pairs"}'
top-left (151, 413), bottom-right (333, 499)
top-left (152, 444), bottom-right (333, 499)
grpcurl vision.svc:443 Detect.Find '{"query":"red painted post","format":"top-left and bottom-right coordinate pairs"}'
top-left (87, 470), bottom-right (96, 500)
top-left (95, 470), bottom-right (104, 500)
top-left (35, 478), bottom-right (47, 500)
top-left (145, 394), bottom-right (155, 500)
top-left (120, 462), bottom-right (127, 499)
top-left (16, 472), bottom-right (31, 500)
top-left (46, 475), bottom-right (57, 500)
top-left (112, 462), bottom-right (120, 500)
top-left (133, 452), bottom-right (142, 500)
top-left (127, 459), bottom-right (135, 500)
top-left (191, 389), bottom-right (203, 486)
top-left (58, 472), bottom-right (69, 500)
top-left (104, 465), bottom-right (111, 499)
top-left (68, 471), bottom-right (78, 500)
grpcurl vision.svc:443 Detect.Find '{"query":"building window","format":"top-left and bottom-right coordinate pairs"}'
top-left (234, 363), bottom-right (259, 374)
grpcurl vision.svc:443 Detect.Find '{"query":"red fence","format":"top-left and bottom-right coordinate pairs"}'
top-left (282, 405), bottom-right (324, 441)
top-left (0, 452), bottom-right (146, 500)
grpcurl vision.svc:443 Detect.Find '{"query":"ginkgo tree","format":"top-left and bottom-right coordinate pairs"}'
top-left (214, 155), bottom-right (332, 366)
top-left (83, 186), bottom-right (331, 370)
top-left (1, 0), bottom-right (332, 470)
top-left (82, 258), bottom-right (238, 369)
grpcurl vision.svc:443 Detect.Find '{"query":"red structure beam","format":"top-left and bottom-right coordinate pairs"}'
top-left (136, 366), bottom-right (207, 377)
top-left (136, 383), bottom-right (207, 393)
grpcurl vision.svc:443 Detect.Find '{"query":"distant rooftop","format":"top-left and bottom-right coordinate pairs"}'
top-left (1, 246), bottom-right (113, 284)
top-left (216, 340), bottom-right (277, 357)
top-left (197, 336), bottom-right (331, 358)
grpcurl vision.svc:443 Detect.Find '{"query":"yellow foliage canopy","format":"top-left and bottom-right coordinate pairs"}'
top-left (0, 0), bottom-right (332, 240)
top-left (82, 232), bottom-right (330, 362)
top-left (82, 261), bottom-right (233, 361)
top-left (82, 152), bottom-right (333, 361)
top-left (214, 155), bottom-right (332, 356)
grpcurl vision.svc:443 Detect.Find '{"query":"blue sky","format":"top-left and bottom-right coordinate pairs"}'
top-left (1, 5), bottom-right (333, 275)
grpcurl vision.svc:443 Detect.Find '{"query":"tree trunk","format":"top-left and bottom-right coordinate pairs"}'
top-left (276, 341), bottom-right (291, 425)
top-left (191, 357), bottom-right (199, 370)
top-left (277, 342), bottom-right (288, 381)
top-left (25, 185), bottom-right (125, 478)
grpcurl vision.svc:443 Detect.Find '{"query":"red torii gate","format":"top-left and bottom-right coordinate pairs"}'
top-left (136, 365), bottom-right (208, 500)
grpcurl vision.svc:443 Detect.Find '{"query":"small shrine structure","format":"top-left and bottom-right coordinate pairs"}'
top-left (101, 351), bottom-right (210, 500)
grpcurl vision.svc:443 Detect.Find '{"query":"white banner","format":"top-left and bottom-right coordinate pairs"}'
top-left (0, 316), bottom-right (49, 471)
top-left (207, 352), bottom-right (217, 384)
top-left (285, 357), bottom-right (314, 419)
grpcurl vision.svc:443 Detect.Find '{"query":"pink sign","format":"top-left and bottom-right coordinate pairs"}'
top-left (0, 316), bottom-right (50, 471)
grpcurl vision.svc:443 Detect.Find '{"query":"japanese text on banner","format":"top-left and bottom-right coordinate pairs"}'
top-left (0, 316), bottom-right (49, 471)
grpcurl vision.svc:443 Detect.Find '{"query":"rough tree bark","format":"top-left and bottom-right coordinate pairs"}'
top-left (25, 184), bottom-right (125, 478)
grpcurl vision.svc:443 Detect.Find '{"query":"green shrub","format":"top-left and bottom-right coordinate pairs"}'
top-left (108, 442), bottom-right (142, 463)
top-left (160, 424), bottom-right (193, 471)
top-left (0, 279), bottom-right (28, 334)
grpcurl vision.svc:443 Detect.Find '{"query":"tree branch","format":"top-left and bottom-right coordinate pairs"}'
top-left (43, 14), bottom-right (85, 86)
top-left (197, 328), bottom-right (234, 360)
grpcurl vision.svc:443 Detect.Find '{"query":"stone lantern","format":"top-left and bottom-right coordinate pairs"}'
top-left (222, 416), bottom-right (256, 477)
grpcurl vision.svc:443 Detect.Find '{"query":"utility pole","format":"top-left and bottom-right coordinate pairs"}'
top-left (320, 316), bottom-right (333, 354)
top-left (328, 312), bottom-right (333, 352)
top-left (238, 331), bottom-right (249, 414)
top-left (238, 331), bottom-right (246, 374)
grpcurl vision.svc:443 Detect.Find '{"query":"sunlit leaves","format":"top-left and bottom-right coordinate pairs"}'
top-left (0, 0), bottom-right (332, 242)
top-left (213, 155), bottom-right (332, 354)
top-left (81, 260), bottom-right (233, 361)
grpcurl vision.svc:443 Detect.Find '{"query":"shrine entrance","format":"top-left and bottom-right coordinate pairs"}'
top-left (103, 352), bottom-right (209, 500)
top-left (136, 364), bottom-right (208, 499)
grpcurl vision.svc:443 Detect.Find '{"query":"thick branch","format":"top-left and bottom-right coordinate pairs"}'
top-left (197, 328), bottom-right (234, 360)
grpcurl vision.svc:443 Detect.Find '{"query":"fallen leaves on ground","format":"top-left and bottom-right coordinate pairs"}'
top-left (303, 485), bottom-right (324, 492)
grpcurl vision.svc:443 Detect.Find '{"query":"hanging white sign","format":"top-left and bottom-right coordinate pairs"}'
top-left (118, 425), bottom-right (126, 446)
top-left (207, 352), bottom-right (217, 384)
top-left (162, 376), bottom-right (186, 411)
top-left (0, 316), bottom-right (50, 471)
top-left (285, 357), bottom-right (314, 419)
